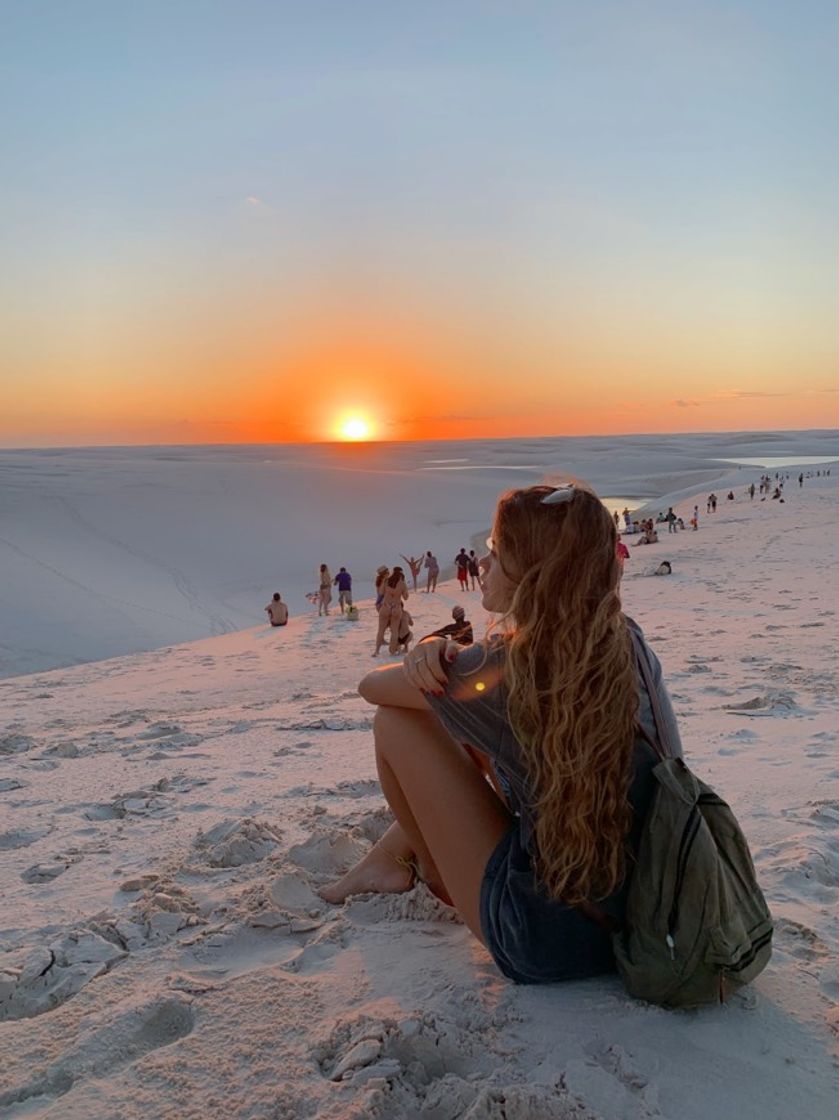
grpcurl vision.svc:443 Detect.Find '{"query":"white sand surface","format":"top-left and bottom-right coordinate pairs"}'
top-left (1, 473), bottom-right (837, 1118)
top-left (2, 430), bottom-right (837, 679)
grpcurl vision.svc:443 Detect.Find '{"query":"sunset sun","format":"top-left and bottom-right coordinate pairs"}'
top-left (337, 414), bottom-right (373, 441)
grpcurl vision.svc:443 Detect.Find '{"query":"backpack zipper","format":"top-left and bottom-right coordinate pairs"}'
top-left (666, 805), bottom-right (702, 957)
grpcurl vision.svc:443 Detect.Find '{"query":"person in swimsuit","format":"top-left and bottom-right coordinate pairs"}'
top-left (321, 482), bottom-right (682, 984)
top-left (373, 566), bottom-right (409, 657)
top-left (400, 555), bottom-right (424, 593)
top-left (424, 551), bottom-right (439, 593)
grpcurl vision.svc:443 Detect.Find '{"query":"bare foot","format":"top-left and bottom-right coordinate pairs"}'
top-left (318, 847), bottom-right (415, 905)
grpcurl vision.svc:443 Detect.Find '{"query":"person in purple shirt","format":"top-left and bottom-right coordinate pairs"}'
top-left (333, 567), bottom-right (353, 614)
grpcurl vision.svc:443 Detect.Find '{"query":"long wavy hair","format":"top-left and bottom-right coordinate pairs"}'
top-left (493, 483), bottom-right (638, 904)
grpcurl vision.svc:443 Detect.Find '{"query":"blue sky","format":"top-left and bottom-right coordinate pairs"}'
top-left (2, 1), bottom-right (838, 443)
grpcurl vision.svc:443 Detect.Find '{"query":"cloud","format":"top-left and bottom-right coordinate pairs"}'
top-left (242, 195), bottom-right (273, 216)
top-left (716, 390), bottom-right (787, 400)
top-left (673, 398), bottom-right (702, 408)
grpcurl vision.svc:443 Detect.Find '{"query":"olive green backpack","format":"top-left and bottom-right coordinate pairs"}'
top-left (609, 637), bottom-right (774, 1009)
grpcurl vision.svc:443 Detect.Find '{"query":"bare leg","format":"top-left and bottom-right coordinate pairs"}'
top-left (373, 608), bottom-right (389, 655)
top-left (387, 607), bottom-right (402, 655)
top-left (319, 706), bottom-right (512, 940)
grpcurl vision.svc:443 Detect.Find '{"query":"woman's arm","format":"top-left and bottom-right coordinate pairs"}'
top-left (358, 662), bottom-right (432, 709)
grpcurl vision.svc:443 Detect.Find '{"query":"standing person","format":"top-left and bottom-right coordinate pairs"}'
top-left (424, 551), bottom-right (439, 594)
top-left (666, 507), bottom-right (677, 534)
top-left (798, 473), bottom-right (804, 488)
top-left (400, 555), bottom-right (424, 593)
top-left (264, 592), bottom-right (288, 627)
top-left (373, 566), bottom-right (409, 657)
top-left (317, 564), bottom-right (332, 616)
top-left (749, 483), bottom-right (755, 500)
top-left (692, 506), bottom-right (700, 530)
top-left (613, 510), bottom-right (620, 529)
top-left (334, 567), bottom-right (353, 614)
top-left (622, 507), bottom-right (631, 530)
top-left (320, 482), bottom-right (684, 989)
top-left (455, 548), bottom-right (470, 591)
top-left (467, 550), bottom-right (481, 590)
top-left (374, 566), bottom-right (390, 611)
top-left (616, 539), bottom-right (630, 570)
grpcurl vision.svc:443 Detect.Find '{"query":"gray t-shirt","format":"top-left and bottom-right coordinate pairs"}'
top-left (426, 618), bottom-right (682, 854)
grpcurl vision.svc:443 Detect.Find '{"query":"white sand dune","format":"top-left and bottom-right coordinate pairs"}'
top-left (1, 471), bottom-right (838, 1118)
top-left (2, 430), bottom-right (837, 679)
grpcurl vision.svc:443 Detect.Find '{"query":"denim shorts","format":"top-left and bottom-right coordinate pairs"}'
top-left (479, 825), bottom-right (621, 984)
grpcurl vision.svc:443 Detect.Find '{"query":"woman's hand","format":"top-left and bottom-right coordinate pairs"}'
top-left (402, 637), bottom-right (460, 694)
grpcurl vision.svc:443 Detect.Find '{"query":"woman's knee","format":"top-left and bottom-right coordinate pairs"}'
top-left (373, 705), bottom-right (435, 750)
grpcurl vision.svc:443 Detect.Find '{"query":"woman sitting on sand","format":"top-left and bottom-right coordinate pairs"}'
top-left (322, 482), bottom-right (682, 984)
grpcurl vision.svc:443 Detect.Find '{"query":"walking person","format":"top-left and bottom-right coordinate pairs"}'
top-left (317, 564), bottom-right (332, 616)
top-left (373, 566), bottom-right (409, 657)
top-left (321, 482), bottom-right (684, 988)
top-left (334, 567), bottom-right (353, 614)
top-left (424, 551), bottom-right (439, 594)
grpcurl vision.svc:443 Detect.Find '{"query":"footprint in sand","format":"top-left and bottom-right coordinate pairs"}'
top-left (0, 929), bottom-right (126, 1023)
top-left (0, 824), bottom-right (53, 850)
top-left (0, 733), bottom-right (36, 755)
top-left (21, 857), bottom-right (80, 883)
top-left (191, 817), bottom-right (283, 868)
top-left (0, 778), bottom-right (27, 793)
top-left (723, 692), bottom-right (799, 716)
top-left (0, 996), bottom-right (194, 1110)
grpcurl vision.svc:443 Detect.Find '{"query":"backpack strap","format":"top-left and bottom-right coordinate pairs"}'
top-left (630, 628), bottom-right (672, 762)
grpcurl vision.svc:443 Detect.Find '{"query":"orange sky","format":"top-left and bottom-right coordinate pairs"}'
top-left (4, 7), bottom-right (839, 447)
top-left (4, 291), bottom-right (838, 447)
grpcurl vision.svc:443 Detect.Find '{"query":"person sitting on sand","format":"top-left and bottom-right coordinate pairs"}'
top-left (373, 566), bottom-right (409, 657)
top-left (394, 609), bottom-right (414, 654)
top-left (654, 561), bottom-right (672, 576)
top-left (400, 555), bottom-right (424, 593)
top-left (321, 481), bottom-right (683, 987)
top-left (424, 551), bottom-right (439, 594)
top-left (426, 604), bottom-right (474, 646)
top-left (264, 592), bottom-right (288, 627)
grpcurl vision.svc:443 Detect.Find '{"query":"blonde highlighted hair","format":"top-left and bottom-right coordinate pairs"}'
top-left (494, 483), bottom-right (638, 904)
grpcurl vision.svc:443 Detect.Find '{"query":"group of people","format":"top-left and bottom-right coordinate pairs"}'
top-left (311, 565), bottom-right (355, 617)
top-left (373, 562), bottom-right (476, 657)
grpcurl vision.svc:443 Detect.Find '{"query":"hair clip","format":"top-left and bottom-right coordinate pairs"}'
top-left (540, 484), bottom-right (576, 506)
